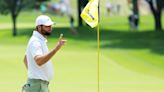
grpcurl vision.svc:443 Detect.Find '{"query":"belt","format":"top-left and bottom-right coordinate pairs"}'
top-left (28, 78), bottom-right (49, 85)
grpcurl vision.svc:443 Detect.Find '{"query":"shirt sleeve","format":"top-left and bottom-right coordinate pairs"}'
top-left (29, 40), bottom-right (43, 58)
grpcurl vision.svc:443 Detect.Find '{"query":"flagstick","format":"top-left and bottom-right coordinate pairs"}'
top-left (97, 23), bottom-right (100, 92)
top-left (97, 1), bottom-right (100, 92)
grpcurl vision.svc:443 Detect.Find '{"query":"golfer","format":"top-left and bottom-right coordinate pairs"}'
top-left (22, 15), bottom-right (66, 92)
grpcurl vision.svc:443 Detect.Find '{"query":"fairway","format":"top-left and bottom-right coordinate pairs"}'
top-left (1, 42), bottom-right (164, 92)
top-left (0, 11), bottom-right (164, 92)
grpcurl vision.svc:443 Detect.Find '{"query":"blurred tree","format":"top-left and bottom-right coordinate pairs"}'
top-left (0, 0), bottom-right (31, 36)
top-left (37, 0), bottom-right (49, 2)
top-left (77, 0), bottom-right (88, 27)
top-left (146, 0), bottom-right (164, 31)
top-left (132, 0), bottom-right (139, 20)
top-left (0, 0), bottom-right (49, 36)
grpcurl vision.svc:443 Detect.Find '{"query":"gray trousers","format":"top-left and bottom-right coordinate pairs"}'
top-left (22, 79), bottom-right (49, 92)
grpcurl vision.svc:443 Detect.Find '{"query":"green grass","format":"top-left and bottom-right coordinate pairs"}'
top-left (0, 10), bottom-right (164, 92)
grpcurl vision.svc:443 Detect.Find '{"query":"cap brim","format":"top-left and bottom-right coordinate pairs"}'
top-left (44, 21), bottom-right (56, 26)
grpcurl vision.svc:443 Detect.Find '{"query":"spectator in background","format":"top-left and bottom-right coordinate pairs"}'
top-left (40, 3), bottom-right (47, 14)
top-left (106, 0), bottom-right (112, 15)
top-left (106, 0), bottom-right (121, 15)
top-left (69, 15), bottom-right (77, 35)
top-left (60, 0), bottom-right (77, 35)
top-left (127, 0), bottom-right (139, 31)
top-left (60, 0), bottom-right (71, 16)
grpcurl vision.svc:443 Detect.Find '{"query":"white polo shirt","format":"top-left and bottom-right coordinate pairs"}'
top-left (26, 31), bottom-right (54, 81)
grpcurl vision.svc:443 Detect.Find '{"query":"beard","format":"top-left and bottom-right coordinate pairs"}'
top-left (41, 28), bottom-right (51, 36)
top-left (43, 31), bottom-right (51, 36)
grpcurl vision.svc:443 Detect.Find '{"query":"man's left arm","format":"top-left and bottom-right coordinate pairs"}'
top-left (24, 55), bottom-right (28, 69)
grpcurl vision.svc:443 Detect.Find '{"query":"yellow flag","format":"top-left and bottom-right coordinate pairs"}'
top-left (81, 0), bottom-right (99, 28)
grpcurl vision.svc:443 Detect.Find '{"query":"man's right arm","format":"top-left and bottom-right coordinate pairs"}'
top-left (34, 39), bottom-right (66, 66)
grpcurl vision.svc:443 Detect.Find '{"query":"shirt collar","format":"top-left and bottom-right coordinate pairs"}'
top-left (33, 31), bottom-right (48, 42)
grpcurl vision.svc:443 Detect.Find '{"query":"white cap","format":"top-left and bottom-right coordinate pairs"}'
top-left (35, 15), bottom-right (54, 26)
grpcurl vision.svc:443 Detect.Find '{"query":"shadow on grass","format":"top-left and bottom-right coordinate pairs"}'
top-left (100, 30), bottom-right (164, 55)
top-left (17, 26), bottom-right (164, 55)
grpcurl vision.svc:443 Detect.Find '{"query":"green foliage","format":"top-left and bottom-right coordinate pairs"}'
top-left (0, 0), bottom-right (36, 36)
top-left (37, 0), bottom-right (50, 2)
top-left (0, 0), bottom-right (28, 15)
top-left (0, 0), bottom-right (10, 14)
top-left (157, 0), bottom-right (164, 7)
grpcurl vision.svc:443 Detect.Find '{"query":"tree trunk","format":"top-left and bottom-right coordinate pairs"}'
top-left (132, 0), bottom-right (139, 15)
top-left (154, 10), bottom-right (162, 31)
top-left (77, 0), bottom-right (82, 27)
top-left (146, 0), bottom-right (162, 31)
top-left (77, 0), bottom-right (88, 27)
top-left (12, 14), bottom-right (17, 36)
top-left (132, 0), bottom-right (139, 27)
